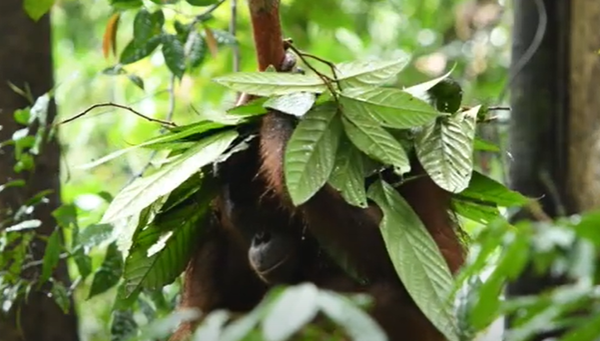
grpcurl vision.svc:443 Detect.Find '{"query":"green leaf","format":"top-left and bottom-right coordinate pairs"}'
top-left (227, 97), bottom-right (268, 117)
top-left (284, 103), bottom-right (342, 205)
top-left (460, 171), bottom-right (529, 207)
top-left (23, 0), bottom-right (54, 21)
top-left (262, 284), bottom-right (320, 341)
top-left (341, 108), bottom-right (410, 175)
top-left (367, 180), bottom-right (459, 341)
top-left (415, 106), bottom-right (479, 193)
top-left (473, 137), bottom-right (500, 152)
top-left (50, 281), bottom-right (71, 313)
top-left (340, 86), bottom-right (443, 129)
top-left (264, 92), bottom-right (316, 117)
top-left (185, 31), bottom-right (206, 69)
top-left (88, 242), bottom-right (123, 299)
top-left (133, 9), bottom-right (164, 44)
top-left (452, 198), bottom-right (501, 225)
top-left (334, 57), bottom-right (409, 87)
top-left (213, 72), bottom-right (326, 97)
top-left (101, 131), bottom-right (237, 223)
top-left (120, 35), bottom-right (162, 64)
top-left (73, 249), bottom-right (92, 279)
top-left (77, 223), bottom-right (114, 249)
top-left (122, 195), bottom-right (212, 296)
top-left (207, 29), bottom-right (237, 46)
top-left (162, 34), bottom-right (186, 79)
top-left (78, 120), bottom-right (225, 170)
top-left (403, 68), bottom-right (455, 102)
top-left (127, 74), bottom-right (145, 90)
top-left (328, 137), bottom-right (368, 208)
top-left (41, 229), bottom-right (62, 284)
top-left (317, 290), bottom-right (387, 341)
top-left (186, 0), bottom-right (220, 6)
top-left (109, 0), bottom-right (143, 10)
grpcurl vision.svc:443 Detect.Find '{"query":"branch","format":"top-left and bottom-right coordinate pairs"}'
top-left (247, 0), bottom-right (285, 71)
top-left (57, 102), bottom-right (177, 127)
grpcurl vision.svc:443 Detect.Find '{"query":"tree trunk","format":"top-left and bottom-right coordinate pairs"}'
top-left (508, 0), bottom-right (600, 339)
top-left (0, 2), bottom-right (79, 341)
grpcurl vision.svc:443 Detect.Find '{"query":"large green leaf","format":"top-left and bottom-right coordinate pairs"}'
top-left (120, 35), bottom-right (163, 65)
top-left (452, 198), bottom-right (502, 225)
top-left (341, 108), bottom-right (410, 175)
top-left (328, 137), bottom-right (368, 208)
top-left (133, 9), bottom-right (164, 44)
top-left (340, 86), bottom-right (443, 129)
top-left (213, 72), bottom-right (326, 97)
top-left (403, 69), bottom-right (454, 102)
top-left (367, 180), bottom-right (459, 341)
top-left (415, 106), bottom-right (479, 193)
top-left (285, 103), bottom-right (342, 205)
top-left (262, 284), bottom-right (320, 341)
top-left (101, 130), bottom-right (237, 223)
top-left (121, 197), bottom-right (212, 296)
top-left (334, 57), bottom-right (409, 88)
top-left (460, 171), bottom-right (529, 207)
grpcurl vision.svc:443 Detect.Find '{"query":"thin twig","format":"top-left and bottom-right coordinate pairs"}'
top-left (283, 41), bottom-right (338, 99)
top-left (58, 102), bottom-right (177, 127)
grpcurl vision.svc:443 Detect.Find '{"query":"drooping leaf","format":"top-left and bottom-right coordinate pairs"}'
top-left (127, 74), bottom-right (145, 90)
top-left (334, 57), bottom-right (409, 88)
top-left (122, 194), bottom-right (213, 296)
top-left (23, 0), bottom-right (54, 21)
top-left (162, 34), bottom-right (186, 79)
top-left (341, 108), bottom-right (410, 175)
top-left (101, 130), bottom-right (237, 223)
top-left (102, 13), bottom-right (121, 59)
top-left (262, 284), bottom-right (320, 341)
top-left (340, 86), bottom-right (443, 129)
top-left (264, 92), bottom-right (316, 117)
top-left (185, 31), bottom-right (206, 69)
top-left (285, 103), bottom-right (342, 206)
top-left (318, 290), bottom-right (387, 341)
top-left (120, 35), bottom-right (162, 64)
top-left (415, 106), bottom-right (479, 193)
top-left (367, 180), bottom-right (459, 341)
top-left (40, 229), bottom-right (62, 284)
top-left (460, 171), bottom-right (529, 207)
top-left (88, 242), bottom-right (124, 299)
top-left (328, 137), bottom-right (368, 208)
top-left (213, 72), bottom-right (326, 97)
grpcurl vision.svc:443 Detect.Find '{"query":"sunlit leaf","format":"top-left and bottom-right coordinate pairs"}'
top-left (460, 171), bottom-right (529, 207)
top-left (416, 106), bottom-right (479, 193)
top-left (368, 180), bottom-right (459, 341)
top-left (342, 107), bottom-right (410, 175)
top-left (264, 92), bottom-right (316, 118)
top-left (186, 0), bottom-right (220, 6)
top-left (109, 0), bottom-right (143, 10)
top-left (473, 137), bottom-right (500, 152)
top-left (101, 131), bottom-right (237, 223)
top-left (403, 68), bottom-right (455, 102)
top-left (185, 31), bottom-right (206, 69)
top-left (213, 72), bottom-right (326, 97)
top-left (340, 86), bottom-right (443, 129)
top-left (334, 57), bottom-right (409, 87)
top-left (120, 35), bottom-right (162, 64)
top-left (23, 0), bottom-right (54, 21)
top-left (133, 9), bottom-right (164, 43)
top-left (262, 284), bottom-right (320, 341)
top-left (452, 198), bottom-right (501, 225)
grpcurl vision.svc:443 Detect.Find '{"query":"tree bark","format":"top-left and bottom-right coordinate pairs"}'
top-left (0, 2), bottom-right (79, 341)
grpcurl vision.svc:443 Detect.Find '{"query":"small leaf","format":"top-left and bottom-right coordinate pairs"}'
top-left (203, 26), bottom-right (219, 58)
top-left (285, 103), bottom-right (342, 205)
top-left (185, 31), bottom-right (206, 69)
top-left (403, 68), bottom-right (455, 102)
top-left (227, 98), bottom-right (268, 117)
top-left (334, 57), bottom-right (409, 87)
top-left (127, 74), bottom-right (145, 90)
top-left (367, 180), bottom-right (459, 341)
top-left (341, 108), bottom-right (410, 175)
top-left (73, 249), bottom-right (93, 279)
top-left (162, 34), bottom-right (186, 79)
top-left (213, 72), bottom-right (326, 97)
top-left (328, 137), bottom-right (368, 208)
top-left (318, 290), bottom-right (387, 341)
top-left (186, 0), bottom-right (220, 5)
top-left (264, 92), bottom-right (316, 117)
top-left (88, 242), bottom-right (123, 299)
top-left (340, 86), bottom-right (443, 129)
top-left (460, 171), bottom-right (529, 207)
top-left (103, 13), bottom-right (121, 59)
top-left (41, 229), bottom-right (62, 284)
top-left (207, 29), bottom-right (237, 46)
top-left (50, 281), bottom-right (71, 313)
top-left (23, 0), bottom-right (55, 21)
top-left (101, 130), bottom-right (237, 223)
top-left (133, 9), bottom-right (164, 43)
top-left (262, 284), bottom-right (320, 341)
top-left (120, 35), bottom-right (162, 64)
top-left (415, 106), bottom-right (479, 193)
